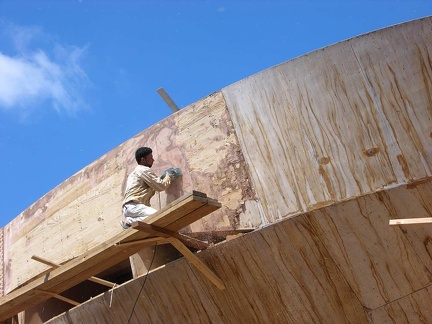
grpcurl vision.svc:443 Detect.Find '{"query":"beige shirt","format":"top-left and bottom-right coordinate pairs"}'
top-left (123, 165), bottom-right (171, 207)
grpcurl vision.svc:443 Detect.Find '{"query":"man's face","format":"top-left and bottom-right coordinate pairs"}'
top-left (141, 153), bottom-right (154, 167)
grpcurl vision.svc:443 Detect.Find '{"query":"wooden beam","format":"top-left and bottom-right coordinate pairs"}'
top-left (32, 255), bottom-right (116, 288)
top-left (35, 290), bottom-right (80, 307)
top-left (0, 191), bottom-right (221, 322)
top-left (114, 237), bottom-right (167, 247)
top-left (31, 256), bottom-right (59, 269)
top-left (87, 277), bottom-right (116, 288)
top-left (165, 237), bottom-right (226, 290)
top-left (389, 218), bottom-right (432, 225)
top-left (157, 87), bottom-right (180, 112)
top-left (131, 221), bottom-right (209, 250)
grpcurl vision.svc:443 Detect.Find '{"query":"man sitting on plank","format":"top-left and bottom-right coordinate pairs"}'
top-left (121, 147), bottom-right (177, 228)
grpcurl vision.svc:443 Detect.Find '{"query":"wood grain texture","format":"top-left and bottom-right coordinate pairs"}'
top-left (48, 179), bottom-right (432, 323)
top-left (305, 179), bottom-right (432, 310)
top-left (222, 17), bottom-right (432, 224)
top-left (2, 91), bottom-right (255, 294)
top-left (46, 210), bottom-right (369, 324)
top-left (368, 285), bottom-right (432, 323)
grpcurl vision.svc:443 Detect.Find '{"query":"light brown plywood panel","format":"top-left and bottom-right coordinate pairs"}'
top-left (222, 17), bottom-right (432, 224)
top-left (368, 286), bottom-right (432, 323)
top-left (305, 180), bottom-right (432, 310)
top-left (48, 210), bottom-right (369, 324)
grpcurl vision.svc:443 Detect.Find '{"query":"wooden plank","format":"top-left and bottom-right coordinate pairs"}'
top-left (87, 277), bottom-right (116, 288)
top-left (131, 221), bottom-right (209, 250)
top-left (32, 255), bottom-right (116, 288)
top-left (0, 191), bottom-right (221, 322)
top-left (157, 87), bottom-right (180, 112)
top-left (31, 255), bottom-right (59, 269)
top-left (183, 229), bottom-right (254, 244)
top-left (114, 237), bottom-right (166, 247)
top-left (389, 218), bottom-right (432, 225)
top-left (35, 290), bottom-right (80, 307)
top-left (167, 201), bottom-right (221, 230)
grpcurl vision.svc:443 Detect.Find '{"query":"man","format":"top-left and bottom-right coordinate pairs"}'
top-left (121, 147), bottom-right (173, 228)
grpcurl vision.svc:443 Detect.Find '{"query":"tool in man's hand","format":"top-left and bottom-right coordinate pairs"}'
top-left (160, 167), bottom-right (182, 180)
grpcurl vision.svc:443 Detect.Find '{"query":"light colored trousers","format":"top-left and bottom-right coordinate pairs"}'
top-left (122, 202), bottom-right (157, 225)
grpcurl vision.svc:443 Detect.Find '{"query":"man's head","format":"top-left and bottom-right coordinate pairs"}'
top-left (135, 147), bottom-right (154, 167)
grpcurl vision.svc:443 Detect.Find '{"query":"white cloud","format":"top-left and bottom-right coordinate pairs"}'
top-left (0, 24), bottom-right (90, 116)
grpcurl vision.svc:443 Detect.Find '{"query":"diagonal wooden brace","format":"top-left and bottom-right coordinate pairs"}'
top-left (35, 289), bottom-right (80, 306)
top-left (131, 222), bottom-right (209, 250)
top-left (114, 236), bottom-right (168, 247)
top-left (31, 255), bottom-right (116, 288)
top-left (131, 222), bottom-right (225, 290)
top-left (166, 237), bottom-right (226, 290)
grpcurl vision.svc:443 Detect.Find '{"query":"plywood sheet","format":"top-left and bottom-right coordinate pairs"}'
top-left (222, 17), bottom-right (432, 224)
top-left (48, 210), bottom-right (368, 324)
top-left (368, 286), bottom-right (432, 323)
top-left (305, 179), bottom-right (432, 310)
top-left (48, 181), bottom-right (432, 323)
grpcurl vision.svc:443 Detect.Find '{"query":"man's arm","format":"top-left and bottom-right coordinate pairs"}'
top-left (142, 168), bottom-right (172, 191)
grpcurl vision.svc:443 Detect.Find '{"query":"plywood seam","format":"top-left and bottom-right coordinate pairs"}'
top-left (366, 282), bottom-right (432, 313)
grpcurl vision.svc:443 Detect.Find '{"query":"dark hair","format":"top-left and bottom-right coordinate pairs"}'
top-left (135, 147), bottom-right (152, 164)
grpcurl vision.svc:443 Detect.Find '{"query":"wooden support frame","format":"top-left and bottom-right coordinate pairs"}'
top-left (114, 237), bottom-right (167, 247)
top-left (131, 222), bottom-right (209, 250)
top-left (0, 191), bottom-right (221, 322)
top-left (131, 221), bottom-right (225, 290)
top-left (31, 255), bottom-right (116, 288)
top-left (389, 217), bottom-right (432, 225)
top-left (35, 290), bottom-right (80, 307)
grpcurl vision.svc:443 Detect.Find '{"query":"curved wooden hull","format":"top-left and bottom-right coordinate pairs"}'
top-left (2, 16), bottom-right (432, 323)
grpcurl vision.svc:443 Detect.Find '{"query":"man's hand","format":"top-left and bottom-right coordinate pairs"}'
top-left (160, 168), bottom-right (181, 180)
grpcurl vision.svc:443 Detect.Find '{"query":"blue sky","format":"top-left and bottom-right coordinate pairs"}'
top-left (0, 0), bottom-right (431, 228)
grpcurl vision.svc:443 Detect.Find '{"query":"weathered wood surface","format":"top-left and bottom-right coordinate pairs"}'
top-left (47, 178), bottom-right (432, 324)
top-left (0, 192), bottom-right (221, 322)
top-left (222, 16), bottom-right (432, 224)
top-left (368, 286), bottom-right (432, 322)
top-left (2, 91), bottom-right (255, 294)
